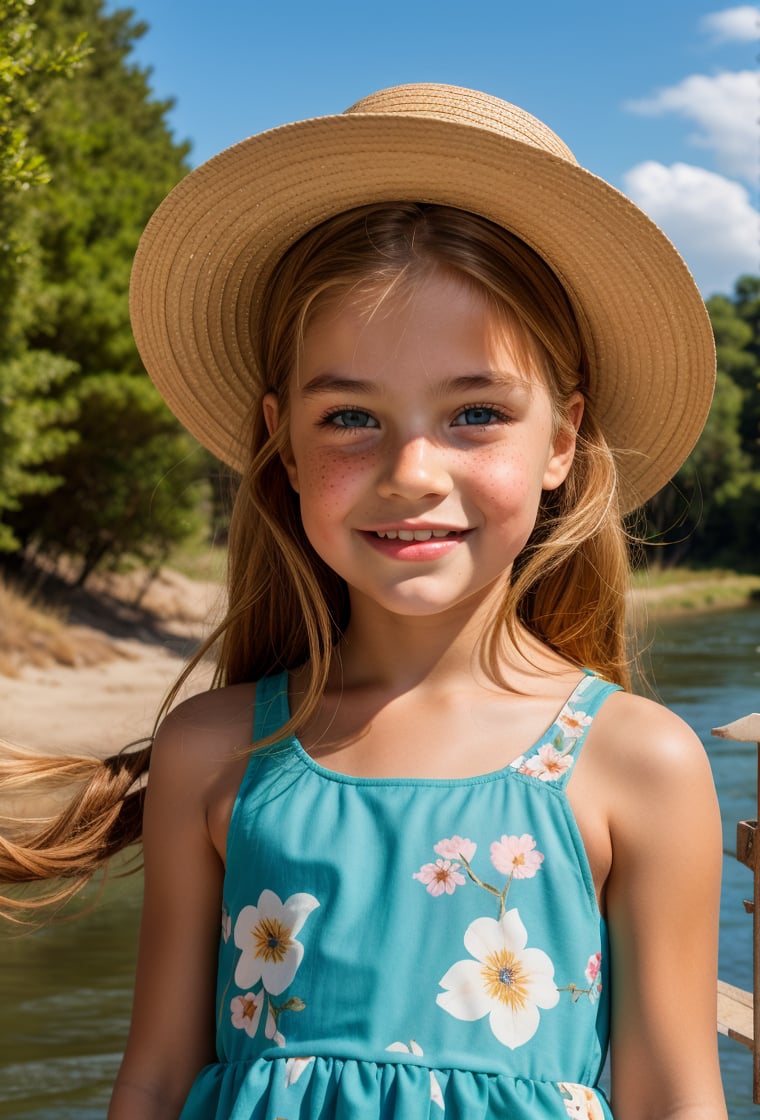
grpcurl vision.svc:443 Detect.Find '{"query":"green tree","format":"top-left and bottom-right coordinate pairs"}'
top-left (5, 0), bottom-right (211, 575)
top-left (0, 0), bottom-right (87, 549)
top-left (730, 277), bottom-right (760, 460)
top-left (645, 277), bottom-right (760, 567)
top-left (21, 374), bottom-right (208, 583)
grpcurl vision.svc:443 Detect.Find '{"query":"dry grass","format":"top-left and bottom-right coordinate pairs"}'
top-left (0, 557), bottom-right (224, 680)
top-left (0, 579), bottom-right (123, 678)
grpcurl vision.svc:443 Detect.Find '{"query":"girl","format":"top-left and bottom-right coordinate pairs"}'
top-left (1, 85), bottom-right (726, 1119)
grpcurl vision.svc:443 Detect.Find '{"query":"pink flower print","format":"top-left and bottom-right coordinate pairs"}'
top-left (230, 991), bottom-right (263, 1037)
top-left (584, 952), bottom-right (601, 985)
top-left (521, 744), bottom-right (574, 781)
top-left (490, 834), bottom-right (544, 879)
top-left (414, 858), bottom-right (466, 896)
top-left (434, 835), bottom-right (477, 862)
top-left (557, 708), bottom-right (592, 739)
top-left (585, 952), bottom-right (602, 1002)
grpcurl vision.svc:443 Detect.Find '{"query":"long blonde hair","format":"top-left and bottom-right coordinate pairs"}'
top-left (0, 202), bottom-right (631, 916)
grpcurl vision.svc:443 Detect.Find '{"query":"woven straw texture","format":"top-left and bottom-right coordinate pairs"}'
top-left (130, 83), bottom-right (715, 512)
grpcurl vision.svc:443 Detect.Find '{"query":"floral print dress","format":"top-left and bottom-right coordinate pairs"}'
top-left (179, 670), bottom-right (620, 1120)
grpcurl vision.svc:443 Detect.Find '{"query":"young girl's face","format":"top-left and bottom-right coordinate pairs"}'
top-left (264, 269), bottom-right (581, 622)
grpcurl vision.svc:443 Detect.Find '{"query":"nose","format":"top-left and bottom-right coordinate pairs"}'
top-left (376, 436), bottom-right (454, 501)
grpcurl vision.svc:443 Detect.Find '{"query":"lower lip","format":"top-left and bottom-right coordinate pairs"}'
top-left (360, 531), bottom-right (468, 561)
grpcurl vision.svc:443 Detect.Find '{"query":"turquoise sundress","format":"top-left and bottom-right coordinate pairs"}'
top-left (180, 669), bottom-right (619, 1120)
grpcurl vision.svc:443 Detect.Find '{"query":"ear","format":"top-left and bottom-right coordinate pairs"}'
top-left (262, 391), bottom-right (300, 492)
top-left (542, 392), bottom-right (584, 492)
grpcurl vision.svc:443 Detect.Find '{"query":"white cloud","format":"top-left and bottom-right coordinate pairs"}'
top-left (700, 5), bottom-right (760, 42)
top-left (625, 70), bottom-right (757, 181)
top-left (622, 161), bottom-right (758, 295)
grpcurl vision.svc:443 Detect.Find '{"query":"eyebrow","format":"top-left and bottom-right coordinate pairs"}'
top-left (299, 372), bottom-right (533, 397)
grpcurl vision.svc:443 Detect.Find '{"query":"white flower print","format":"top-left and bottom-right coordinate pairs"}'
top-left (413, 858), bottom-right (466, 896)
top-left (557, 708), bottom-right (593, 740)
top-left (558, 1082), bottom-right (605, 1119)
top-left (387, 1040), bottom-right (445, 1110)
top-left (234, 889), bottom-right (320, 995)
top-left (265, 1005), bottom-right (285, 1047)
top-left (434, 835), bottom-right (477, 862)
top-left (230, 991), bottom-right (263, 1037)
top-left (520, 743), bottom-right (574, 781)
top-left (221, 903), bottom-right (232, 943)
top-left (285, 1055), bottom-right (315, 1086)
top-left (436, 908), bottom-right (559, 1049)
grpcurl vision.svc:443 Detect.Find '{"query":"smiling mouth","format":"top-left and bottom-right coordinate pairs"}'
top-left (372, 529), bottom-right (464, 541)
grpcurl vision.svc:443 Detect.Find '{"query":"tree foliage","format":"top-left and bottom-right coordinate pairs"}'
top-left (646, 276), bottom-right (760, 567)
top-left (1, 0), bottom-right (210, 572)
top-left (0, 0), bottom-right (88, 549)
top-left (0, 0), bottom-right (87, 197)
top-left (17, 374), bottom-right (208, 583)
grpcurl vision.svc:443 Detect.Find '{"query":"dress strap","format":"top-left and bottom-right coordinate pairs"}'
top-left (513, 673), bottom-right (621, 790)
top-left (253, 670), bottom-right (290, 742)
top-left (551, 674), bottom-right (620, 789)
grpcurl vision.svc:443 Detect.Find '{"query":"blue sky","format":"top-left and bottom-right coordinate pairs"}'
top-left (119, 0), bottom-right (758, 297)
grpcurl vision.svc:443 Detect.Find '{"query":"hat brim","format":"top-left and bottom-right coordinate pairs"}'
top-left (130, 111), bottom-right (715, 513)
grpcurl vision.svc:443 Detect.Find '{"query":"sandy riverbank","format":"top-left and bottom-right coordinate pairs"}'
top-left (0, 642), bottom-right (214, 754)
top-left (1, 567), bottom-right (220, 756)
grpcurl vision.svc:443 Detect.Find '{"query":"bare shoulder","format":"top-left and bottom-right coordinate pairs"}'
top-left (589, 688), bottom-right (711, 782)
top-left (151, 682), bottom-right (258, 773)
top-left (582, 689), bottom-right (719, 854)
top-left (145, 682), bottom-right (259, 862)
top-left (568, 688), bottom-right (717, 903)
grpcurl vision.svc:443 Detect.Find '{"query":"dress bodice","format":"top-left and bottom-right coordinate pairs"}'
top-left (180, 670), bottom-right (619, 1120)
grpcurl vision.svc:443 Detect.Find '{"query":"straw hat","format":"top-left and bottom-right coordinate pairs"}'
top-left (130, 83), bottom-right (715, 512)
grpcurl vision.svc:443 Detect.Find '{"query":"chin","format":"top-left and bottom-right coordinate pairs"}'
top-left (356, 580), bottom-right (506, 621)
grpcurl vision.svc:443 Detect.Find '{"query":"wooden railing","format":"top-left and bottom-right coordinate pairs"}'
top-left (714, 713), bottom-right (760, 1105)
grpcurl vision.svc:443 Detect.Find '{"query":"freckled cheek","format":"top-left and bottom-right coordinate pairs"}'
top-left (294, 450), bottom-right (371, 525)
top-left (465, 449), bottom-right (537, 512)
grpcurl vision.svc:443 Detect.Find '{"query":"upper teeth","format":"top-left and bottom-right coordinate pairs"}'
top-left (375, 529), bottom-right (454, 540)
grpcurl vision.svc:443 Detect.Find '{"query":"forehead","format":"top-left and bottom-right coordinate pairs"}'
top-left (297, 268), bottom-right (551, 387)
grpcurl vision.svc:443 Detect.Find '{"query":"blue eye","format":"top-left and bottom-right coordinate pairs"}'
top-left (324, 409), bottom-right (378, 429)
top-left (453, 406), bottom-right (506, 426)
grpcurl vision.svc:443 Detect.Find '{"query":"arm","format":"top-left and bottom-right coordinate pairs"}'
top-left (601, 696), bottom-right (727, 1120)
top-left (108, 701), bottom-right (227, 1120)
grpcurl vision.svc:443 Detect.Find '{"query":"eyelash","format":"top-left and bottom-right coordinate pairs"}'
top-left (317, 403), bottom-right (513, 431)
top-left (452, 403), bottom-right (513, 427)
top-left (318, 407), bottom-right (379, 431)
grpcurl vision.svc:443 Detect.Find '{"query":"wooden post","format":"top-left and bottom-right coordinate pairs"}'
top-left (714, 713), bottom-right (760, 1105)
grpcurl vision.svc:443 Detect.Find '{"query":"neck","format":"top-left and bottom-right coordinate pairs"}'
top-left (330, 583), bottom-right (564, 695)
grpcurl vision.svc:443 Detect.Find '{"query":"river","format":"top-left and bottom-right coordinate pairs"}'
top-left (1, 605), bottom-right (759, 1118)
